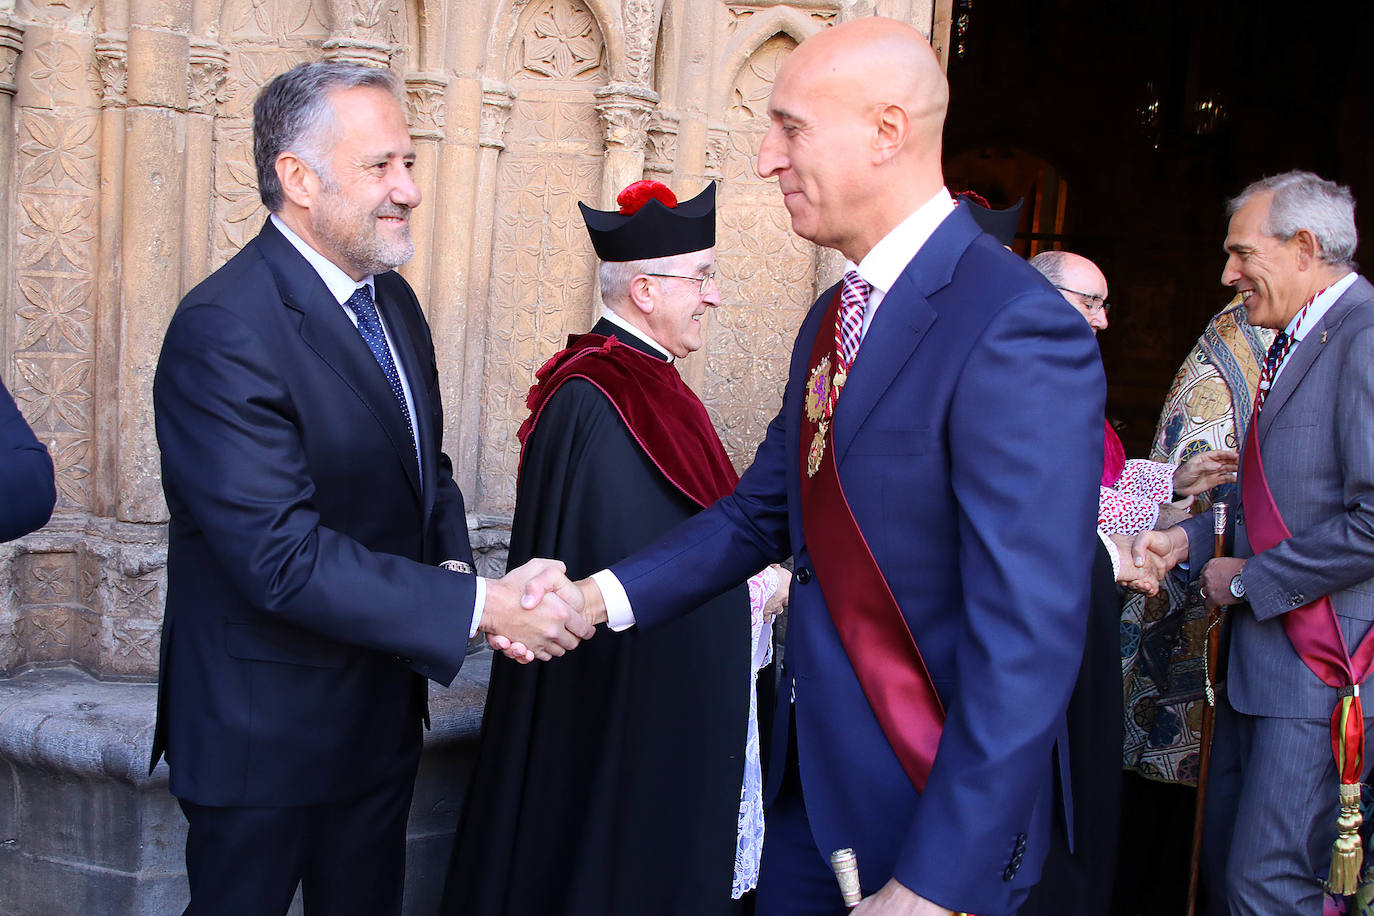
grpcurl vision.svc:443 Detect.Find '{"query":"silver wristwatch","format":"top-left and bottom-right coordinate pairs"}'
top-left (439, 559), bottom-right (475, 575)
top-left (1229, 574), bottom-right (1246, 599)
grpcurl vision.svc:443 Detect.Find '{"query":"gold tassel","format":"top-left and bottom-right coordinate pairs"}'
top-left (1328, 782), bottom-right (1364, 896)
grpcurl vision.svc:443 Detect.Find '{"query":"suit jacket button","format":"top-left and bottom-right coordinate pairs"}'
top-left (796, 567), bottom-right (813, 584)
top-left (1003, 865), bottom-right (1016, 882)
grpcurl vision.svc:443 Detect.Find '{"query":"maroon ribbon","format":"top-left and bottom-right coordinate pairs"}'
top-left (797, 289), bottom-right (945, 792)
top-left (1241, 412), bottom-right (1374, 784)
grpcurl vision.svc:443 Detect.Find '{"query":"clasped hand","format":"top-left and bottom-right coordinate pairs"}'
top-left (1120, 526), bottom-right (1190, 596)
top-left (480, 558), bottom-right (595, 663)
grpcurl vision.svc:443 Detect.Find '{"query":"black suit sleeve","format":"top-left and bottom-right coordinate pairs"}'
top-left (0, 379), bottom-right (56, 542)
top-left (154, 302), bottom-right (472, 684)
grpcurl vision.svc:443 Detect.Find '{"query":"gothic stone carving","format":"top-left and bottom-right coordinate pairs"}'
top-left (406, 73), bottom-right (448, 141)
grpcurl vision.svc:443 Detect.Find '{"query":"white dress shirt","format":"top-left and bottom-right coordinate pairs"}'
top-left (271, 215), bottom-right (486, 634)
top-left (1274, 270), bottom-right (1358, 382)
top-left (593, 188), bottom-right (961, 630)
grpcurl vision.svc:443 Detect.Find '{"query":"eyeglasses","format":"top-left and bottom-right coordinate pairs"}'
top-left (1055, 286), bottom-right (1111, 314)
top-left (645, 271), bottom-right (717, 296)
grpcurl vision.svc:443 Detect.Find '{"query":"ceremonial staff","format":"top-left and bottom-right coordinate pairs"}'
top-left (831, 849), bottom-right (862, 909)
top-left (1186, 502), bottom-right (1227, 916)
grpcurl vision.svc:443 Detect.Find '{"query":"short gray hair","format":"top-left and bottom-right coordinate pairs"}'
top-left (253, 61), bottom-right (401, 212)
top-left (1229, 170), bottom-right (1358, 268)
top-left (1028, 250), bottom-right (1070, 287)
top-left (599, 255), bottom-right (678, 306)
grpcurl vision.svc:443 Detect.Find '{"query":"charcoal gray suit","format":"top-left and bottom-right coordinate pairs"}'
top-left (1180, 274), bottom-right (1374, 913)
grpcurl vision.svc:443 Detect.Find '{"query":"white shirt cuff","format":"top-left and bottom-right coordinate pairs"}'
top-left (1097, 528), bottom-right (1122, 582)
top-left (591, 569), bottom-right (636, 631)
top-left (470, 577), bottom-right (486, 639)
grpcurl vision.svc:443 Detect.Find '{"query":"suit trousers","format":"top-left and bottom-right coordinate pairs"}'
top-left (1205, 701), bottom-right (1374, 914)
top-left (178, 766), bottom-right (416, 916)
top-left (756, 709), bottom-right (847, 916)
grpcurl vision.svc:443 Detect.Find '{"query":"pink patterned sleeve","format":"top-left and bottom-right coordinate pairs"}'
top-left (1098, 484), bottom-right (1161, 536)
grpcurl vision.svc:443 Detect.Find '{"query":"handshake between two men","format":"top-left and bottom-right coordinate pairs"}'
top-left (478, 558), bottom-right (609, 663)
top-left (1126, 524), bottom-right (1245, 611)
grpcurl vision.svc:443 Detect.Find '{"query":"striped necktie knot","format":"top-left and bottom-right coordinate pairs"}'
top-left (836, 270), bottom-right (871, 370)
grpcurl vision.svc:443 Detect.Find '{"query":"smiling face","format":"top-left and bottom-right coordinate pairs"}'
top-left (756, 57), bottom-right (875, 258)
top-left (642, 249), bottom-right (721, 358)
top-left (303, 86), bottom-right (420, 280)
top-left (1222, 191), bottom-right (1308, 330)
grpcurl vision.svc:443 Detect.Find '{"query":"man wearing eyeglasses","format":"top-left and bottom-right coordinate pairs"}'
top-left (1029, 250), bottom-right (1111, 333)
top-left (445, 180), bottom-right (785, 916)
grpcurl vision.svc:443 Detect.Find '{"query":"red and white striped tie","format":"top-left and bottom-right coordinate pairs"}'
top-left (836, 270), bottom-right (871, 371)
top-left (1254, 288), bottom-right (1325, 413)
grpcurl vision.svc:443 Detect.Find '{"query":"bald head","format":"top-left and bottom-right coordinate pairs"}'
top-left (1029, 250), bottom-right (1110, 333)
top-left (757, 17), bottom-right (950, 261)
top-left (784, 17), bottom-right (949, 135)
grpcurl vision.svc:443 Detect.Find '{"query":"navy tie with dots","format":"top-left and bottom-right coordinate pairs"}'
top-left (346, 284), bottom-right (415, 450)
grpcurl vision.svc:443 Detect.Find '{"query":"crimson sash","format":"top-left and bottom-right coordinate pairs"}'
top-left (1241, 414), bottom-right (1374, 788)
top-left (796, 288), bottom-right (945, 793)
top-left (519, 333), bottom-right (738, 507)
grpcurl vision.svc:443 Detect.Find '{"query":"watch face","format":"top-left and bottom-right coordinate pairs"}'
top-left (1230, 575), bottom-right (1245, 598)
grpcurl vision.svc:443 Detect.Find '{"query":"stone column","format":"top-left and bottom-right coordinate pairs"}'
top-left (0, 15), bottom-right (25, 671)
top-left (321, 0), bottom-right (393, 68)
top-left (591, 83), bottom-right (656, 318)
top-left (592, 82), bottom-right (657, 209)
top-left (183, 41), bottom-right (227, 293)
top-left (453, 79), bottom-right (513, 497)
top-left (117, 1), bottom-right (190, 523)
top-left (0, 17), bottom-right (22, 368)
top-left (400, 72), bottom-right (447, 298)
top-left (92, 35), bottom-right (127, 520)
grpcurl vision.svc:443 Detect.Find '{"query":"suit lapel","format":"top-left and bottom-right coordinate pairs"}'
top-left (1257, 278), bottom-right (1371, 443)
top-left (832, 208), bottom-right (976, 462)
top-left (258, 220), bottom-right (423, 502)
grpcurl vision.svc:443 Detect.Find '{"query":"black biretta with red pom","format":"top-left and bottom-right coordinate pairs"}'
top-left (580, 180), bottom-right (716, 262)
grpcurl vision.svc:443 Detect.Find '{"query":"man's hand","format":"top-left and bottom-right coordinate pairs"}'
top-left (764, 565), bottom-right (792, 621)
top-left (1172, 449), bottom-right (1238, 497)
top-left (480, 559), bottom-right (594, 663)
top-left (1130, 526), bottom-right (1188, 574)
top-left (1199, 556), bottom-right (1246, 609)
top-left (1111, 532), bottom-right (1167, 595)
top-left (852, 879), bottom-right (952, 915)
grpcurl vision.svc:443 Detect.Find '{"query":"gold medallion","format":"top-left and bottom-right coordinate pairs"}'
top-left (833, 367), bottom-right (847, 394)
top-left (805, 356), bottom-right (833, 423)
top-left (807, 420), bottom-right (829, 477)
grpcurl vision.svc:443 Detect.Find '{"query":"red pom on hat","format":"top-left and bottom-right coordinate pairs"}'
top-left (617, 180), bottom-right (678, 215)
top-left (954, 189), bottom-right (991, 209)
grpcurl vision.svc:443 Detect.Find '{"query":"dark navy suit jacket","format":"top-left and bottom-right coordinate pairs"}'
top-left (0, 379), bottom-right (55, 542)
top-left (612, 205), bottom-right (1104, 915)
top-left (151, 219), bottom-right (476, 807)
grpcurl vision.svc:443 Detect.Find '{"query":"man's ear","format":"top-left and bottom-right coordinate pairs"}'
top-left (627, 274), bottom-right (656, 316)
top-left (1292, 227), bottom-right (1320, 269)
top-left (872, 103), bottom-right (908, 165)
top-left (276, 151), bottom-right (316, 210)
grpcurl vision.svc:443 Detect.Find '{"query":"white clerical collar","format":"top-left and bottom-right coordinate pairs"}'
top-left (847, 188), bottom-right (957, 298)
top-left (271, 213), bottom-right (375, 306)
top-left (1288, 271), bottom-right (1357, 342)
top-left (599, 307), bottom-right (672, 361)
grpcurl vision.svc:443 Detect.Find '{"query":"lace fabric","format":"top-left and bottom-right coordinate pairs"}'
top-left (732, 566), bottom-right (778, 898)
